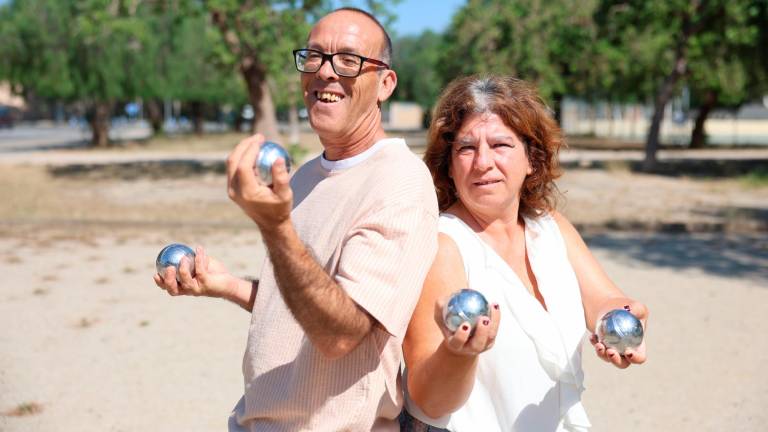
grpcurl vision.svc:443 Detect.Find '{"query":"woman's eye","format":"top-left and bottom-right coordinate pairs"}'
top-left (457, 145), bottom-right (475, 153)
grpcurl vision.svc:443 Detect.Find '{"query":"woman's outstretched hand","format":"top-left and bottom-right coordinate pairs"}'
top-left (590, 301), bottom-right (649, 369)
top-left (433, 296), bottom-right (501, 357)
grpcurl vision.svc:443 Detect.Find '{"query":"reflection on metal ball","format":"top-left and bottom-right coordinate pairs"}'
top-left (443, 289), bottom-right (490, 332)
top-left (156, 243), bottom-right (196, 282)
top-left (255, 141), bottom-right (292, 185)
top-left (596, 309), bottom-right (644, 354)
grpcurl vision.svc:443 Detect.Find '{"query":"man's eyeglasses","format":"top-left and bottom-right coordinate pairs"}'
top-left (293, 48), bottom-right (389, 78)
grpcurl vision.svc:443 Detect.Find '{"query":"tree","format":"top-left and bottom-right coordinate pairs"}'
top-left (438, 0), bottom-right (598, 120)
top-left (687, 0), bottom-right (768, 148)
top-left (0, 0), bottom-right (156, 146)
top-left (594, 0), bottom-right (765, 169)
top-left (204, 1), bottom-right (321, 139)
top-left (392, 30), bottom-right (443, 122)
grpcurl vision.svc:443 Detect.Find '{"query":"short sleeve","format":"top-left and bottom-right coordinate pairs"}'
top-left (335, 203), bottom-right (438, 340)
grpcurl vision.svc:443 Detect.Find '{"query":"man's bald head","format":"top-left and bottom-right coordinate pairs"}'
top-left (320, 7), bottom-right (392, 66)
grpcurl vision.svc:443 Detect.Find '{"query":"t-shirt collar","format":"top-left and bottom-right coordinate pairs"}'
top-left (320, 138), bottom-right (405, 171)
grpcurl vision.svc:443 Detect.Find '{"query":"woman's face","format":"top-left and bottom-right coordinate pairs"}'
top-left (449, 112), bottom-right (532, 217)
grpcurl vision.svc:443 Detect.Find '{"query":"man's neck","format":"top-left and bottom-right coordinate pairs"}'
top-left (320, 122), bottom-right (388, 161)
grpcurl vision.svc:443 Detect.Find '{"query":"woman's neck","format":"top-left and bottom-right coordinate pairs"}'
top-left (448, 201), bottom-right (524, 243)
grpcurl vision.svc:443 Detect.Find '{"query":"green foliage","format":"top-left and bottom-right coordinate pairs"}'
top-left (593, 0), bottom-right (766, 107)
top-left (438, 0), bottom-right (599, 105)
top-left (740, 167), bottom-right (768, 187)
top-left (0, 0), bottom-right (245, 106)
top-left (392, 30), bottom-right (443, 110)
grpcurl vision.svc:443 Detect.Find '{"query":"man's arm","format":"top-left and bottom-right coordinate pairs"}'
top-left (263, 221), bottom-right (376, 359)
top-left (154, 246), bottom-right (258, 312)
top-left (226, 134), bottom-right (375, 359)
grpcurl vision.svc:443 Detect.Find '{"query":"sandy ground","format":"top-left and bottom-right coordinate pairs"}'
top-left (1, 139), bottom-right (767, 431)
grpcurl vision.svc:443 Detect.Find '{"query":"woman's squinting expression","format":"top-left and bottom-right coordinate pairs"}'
top-left (449, 112), bottom-right (532, 216)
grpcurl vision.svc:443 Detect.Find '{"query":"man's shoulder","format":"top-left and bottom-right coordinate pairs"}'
top-left (369, 139), bottom-right (431, 179)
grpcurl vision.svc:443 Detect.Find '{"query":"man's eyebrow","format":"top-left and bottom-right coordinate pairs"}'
top-left (304, 43), bottom-right (362, 55)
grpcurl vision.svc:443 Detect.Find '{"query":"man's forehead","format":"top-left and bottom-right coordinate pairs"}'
top-left (307, 11), bottom-right (383, 53)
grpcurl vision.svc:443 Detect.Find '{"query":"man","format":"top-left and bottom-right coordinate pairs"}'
top-left (154, 7), bottom-right (438, 431)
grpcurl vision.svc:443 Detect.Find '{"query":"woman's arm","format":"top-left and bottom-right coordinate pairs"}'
top-left (403, 233), bottom-right (500, 419)
top-left (552, 211), bottom-right (648, 368)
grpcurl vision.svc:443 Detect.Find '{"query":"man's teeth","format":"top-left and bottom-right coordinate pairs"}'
top-left (317, 92), bottom-right (342, 102)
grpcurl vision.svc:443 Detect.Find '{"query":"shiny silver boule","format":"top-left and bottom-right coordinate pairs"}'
top-left (443, 289), bottom-right (490, 332)
top-left (596, 309), bottom-right (644, 354)
top-left (255, 141), bottom-right (292, 185)
top-left (156, 243), bottom-right (196, 282)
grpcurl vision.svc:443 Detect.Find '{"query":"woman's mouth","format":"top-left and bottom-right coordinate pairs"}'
top-left (473, 179), bottom-right (501, 186)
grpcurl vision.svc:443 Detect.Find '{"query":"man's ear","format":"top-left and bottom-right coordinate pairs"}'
top-left (377, 69), bottom-right (397, 104)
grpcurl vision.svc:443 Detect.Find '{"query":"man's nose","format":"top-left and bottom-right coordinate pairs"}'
top-left (316, 57), bottom-right (339, 80)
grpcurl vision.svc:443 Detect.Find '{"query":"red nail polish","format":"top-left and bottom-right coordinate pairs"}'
top-left (624, 305), bottom-right (631, 311)
top-left (482, 319), bottom-right (490, 326)
top-left (493, 304), bottom-right (499, 310)
top-left (461, 325), bottom-right (469, 331)
top-left (627, 353), bottom-right (633, 359)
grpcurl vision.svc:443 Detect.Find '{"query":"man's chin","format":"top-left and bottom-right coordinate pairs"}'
top-left (308, 116), bottom-right (345, 138)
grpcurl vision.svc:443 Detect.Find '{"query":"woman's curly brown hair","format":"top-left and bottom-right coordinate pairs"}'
top-left (423, 75), bottom-right (564, 217)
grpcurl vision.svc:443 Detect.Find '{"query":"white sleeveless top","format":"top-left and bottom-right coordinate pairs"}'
top-left (404, 213), bottom-right (592, 432)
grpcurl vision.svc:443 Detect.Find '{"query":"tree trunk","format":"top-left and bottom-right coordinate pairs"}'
top-left (552, 93), bottom-right (564, 126)
top-left (643, 1), bottom-right (706, 171)
top-left (690, 90), bottom-right (717, 149)
top-left (240, 60), bottom-right (279, 140)
top-left (145, 99), bottom-right (164, 135)
top-left (644, 55), bottom-right (689, 171)
top-left (89, 101), bottom-right (111, 148)
top-left (233, 106), bottom-right (244, 132)
top-left (288, 104), bottom-right (300, 145)
top-left (190, 101), bottom-right (204, 135)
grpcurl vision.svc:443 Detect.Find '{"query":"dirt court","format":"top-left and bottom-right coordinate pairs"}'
top-left (1, 138), bottom-right (767, 431)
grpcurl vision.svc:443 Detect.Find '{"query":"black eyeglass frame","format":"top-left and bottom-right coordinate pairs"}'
top-left (293, 48), bottom-right (390, 78)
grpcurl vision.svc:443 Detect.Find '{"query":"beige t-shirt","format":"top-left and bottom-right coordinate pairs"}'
top-left (230, 138), bottom-right (439, 431)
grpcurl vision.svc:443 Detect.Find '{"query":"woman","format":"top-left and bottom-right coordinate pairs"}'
top-left (401, 75), bottom-right (648, 432)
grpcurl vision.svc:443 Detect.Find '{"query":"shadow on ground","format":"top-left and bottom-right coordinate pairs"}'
top-left (584, 232), bottom-right (768, 282)
top-left (563, 158), bottom-right (768, 178)
top-left (48, 160), bottom-right (226, 180)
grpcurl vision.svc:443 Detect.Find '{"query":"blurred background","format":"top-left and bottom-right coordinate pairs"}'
top-left (0, 1), bottom-right (767, 431)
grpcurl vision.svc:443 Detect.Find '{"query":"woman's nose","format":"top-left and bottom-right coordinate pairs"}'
top-left (474, 144), bottom-right (493, 170)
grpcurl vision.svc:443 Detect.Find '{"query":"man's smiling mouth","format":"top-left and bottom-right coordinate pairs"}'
top-left (315, 91), bottom-right (344, 103)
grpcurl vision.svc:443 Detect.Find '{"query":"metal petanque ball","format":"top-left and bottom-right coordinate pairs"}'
top-left (443, 289), bottom-right (490, 333)
top-left (155, 243), bottom-right (196, 283)
top-left (596, 309), bottom-right (644, 354)
top-left (255, 141), bottom-right (292, 185)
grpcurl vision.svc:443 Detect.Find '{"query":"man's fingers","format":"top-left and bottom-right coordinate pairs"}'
top-left (195, 246), bottom-right (207, 275)
top-left (162, 267), bottom-right (179, 295)
top-left (270, 158), bottom-right (292, 199)
top-left (235, 136), bottom-right (264, 194)
top-left (227, 134), bottom-right (263, 184)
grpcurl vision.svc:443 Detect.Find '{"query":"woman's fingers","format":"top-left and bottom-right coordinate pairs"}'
top-left (465, 316), bottom-right (493, 352)
top-left (445, 322), bottom-right (472, 351)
